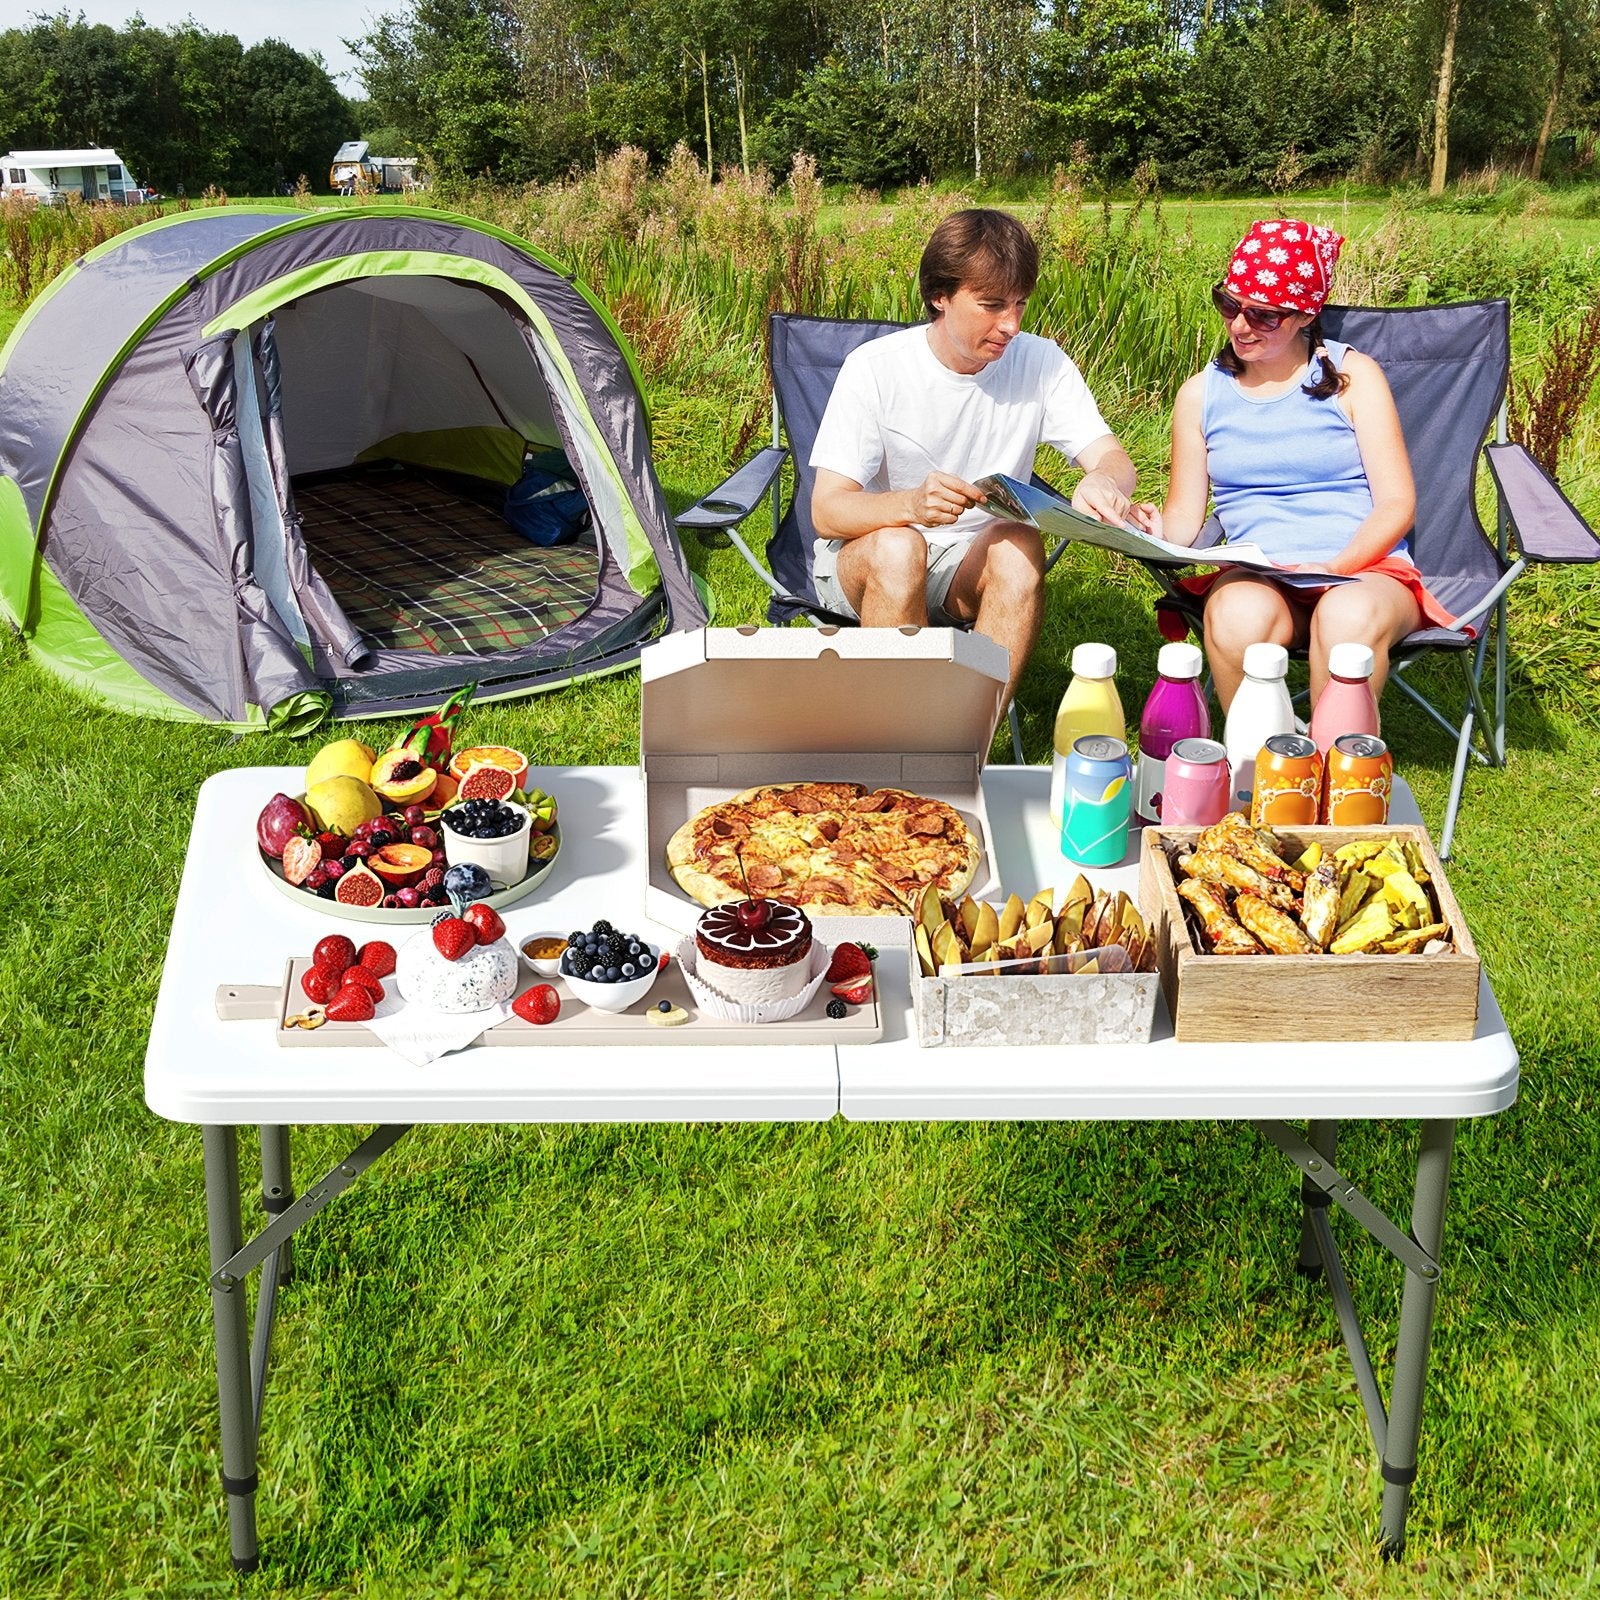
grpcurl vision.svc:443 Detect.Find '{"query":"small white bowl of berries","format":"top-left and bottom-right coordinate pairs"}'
top-left (559, 920), bottom-right (661, 1013)
top-left (438, 798), bottom-right (531, 888)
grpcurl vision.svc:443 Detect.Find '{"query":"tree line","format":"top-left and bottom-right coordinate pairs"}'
top-left (357, 0), bottom-right (1599, 192)
top-left (1, 3), bottom-right (1594, 198)
top-left (0, 12), bottom-right (354, 195)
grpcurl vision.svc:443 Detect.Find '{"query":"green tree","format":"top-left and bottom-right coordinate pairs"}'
top-left (1036, 0), bottom-right (1181, 176)
top-left (355, 0), bottom-right (533, 179)
top-left (237, 39), bottom-right (355, 193)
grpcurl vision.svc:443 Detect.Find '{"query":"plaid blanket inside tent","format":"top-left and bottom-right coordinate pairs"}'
top-left (295, 464), bottom-right (601, 655)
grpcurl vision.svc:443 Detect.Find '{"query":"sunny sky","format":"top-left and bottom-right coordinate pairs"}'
top-left (3, 1), bottom-right (385, 91)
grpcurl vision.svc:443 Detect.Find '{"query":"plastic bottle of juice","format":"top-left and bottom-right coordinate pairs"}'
top-left (1309, 641), bottom-right (1380, 754)
top-left (1133, 642), bottom-right (1210, 826)
top-left (1049, 643), bottom-right (1124, 826)
top-left (1222, 642), bottom-right (1295, 809)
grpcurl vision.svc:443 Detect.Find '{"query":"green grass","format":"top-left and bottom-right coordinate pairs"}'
top-left (4, 190), bottom-right (1600, 1595)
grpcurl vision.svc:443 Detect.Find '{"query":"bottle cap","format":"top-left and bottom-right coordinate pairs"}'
top-left (1327, 641), bottom-right (1375, 680)
top-left (1156, 642), bottom-right (1204, 680)
top-left (1242, 642), bottom-right (1289, 680)
top-left (1070, 642), bottom-right (1117, 679)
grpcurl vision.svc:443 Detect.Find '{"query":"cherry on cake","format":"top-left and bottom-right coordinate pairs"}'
top-left (694, 898), bottom-right (813, 1005)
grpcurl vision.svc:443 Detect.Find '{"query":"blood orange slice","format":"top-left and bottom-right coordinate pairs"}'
top-left (448, 744), bottom-right (528, 790)
top-left (457, 763), bottom-right (517, 802)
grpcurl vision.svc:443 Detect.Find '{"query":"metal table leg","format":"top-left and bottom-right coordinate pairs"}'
top-left (259, 1126), bottom-right (295, 1285)
top-left (1297, 1119), bottom-right (1338, 1276)
top-left (1379, 1118), bottom-right (1457, 1557)
top-left (202, 1125), bottom-right (259, 1573)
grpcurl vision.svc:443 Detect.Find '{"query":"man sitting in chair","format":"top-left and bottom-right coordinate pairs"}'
top-left (809, 207), bottom-right (1139, 711)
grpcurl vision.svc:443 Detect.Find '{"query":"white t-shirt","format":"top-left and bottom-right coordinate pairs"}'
top-left (808, 325), bottom-right (1112, 548)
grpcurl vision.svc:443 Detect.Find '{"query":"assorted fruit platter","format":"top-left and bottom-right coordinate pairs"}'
top-left (255, 692), bottom-right (560, 924)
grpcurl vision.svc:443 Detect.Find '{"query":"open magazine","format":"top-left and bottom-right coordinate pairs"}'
top-left (974, 472), bottom-right (1354, 589)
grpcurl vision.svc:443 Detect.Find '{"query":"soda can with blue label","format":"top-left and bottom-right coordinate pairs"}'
top-left (1061, 735), bottom-right (1132, 867)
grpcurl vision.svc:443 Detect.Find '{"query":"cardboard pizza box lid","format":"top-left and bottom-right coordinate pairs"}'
top-left (640, 626), bottom-right (1008, 759)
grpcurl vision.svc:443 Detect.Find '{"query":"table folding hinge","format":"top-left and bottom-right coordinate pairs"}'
top-left (1253, 1121), bottom-right (1440, 1282)
top-left (208, 1125), bottom-right (411, 1292)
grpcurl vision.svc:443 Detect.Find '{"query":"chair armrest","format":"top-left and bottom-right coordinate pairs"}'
top-left (1485, 442), bottom-right (1600, 564)
top-left (675, 446), bottom-right (788, 530)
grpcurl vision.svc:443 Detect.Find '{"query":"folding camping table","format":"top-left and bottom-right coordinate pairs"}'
top-left (144, 766), bottom-right (1518, 1571)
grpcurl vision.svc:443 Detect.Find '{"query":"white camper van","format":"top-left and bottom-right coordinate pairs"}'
top-left (1, 148), bottom-right (153, 205)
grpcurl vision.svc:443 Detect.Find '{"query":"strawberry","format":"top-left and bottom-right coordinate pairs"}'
top-left (512, 984), bottom-right (561, 1025)
top-left (462, 903), bottom-right (506, 947)
top-left (301, 965), bottom-right (339, 1005)
top-left (356, 939), bottom-right (397, 977)
top-left (324, 985), bottom-right (375, 1023)
top-left (341, 965), bottom-right (386, 1001)
top-left (312, 934), bottom-right (356, 977)
top-left (432, 916), bottom-right (476, 962)
top-left (824, 942), bottom-right (876, 983)
top-left (657, 951), bottom-right (671, 971)
top-left (831, 976), bottom-right (874, 1005)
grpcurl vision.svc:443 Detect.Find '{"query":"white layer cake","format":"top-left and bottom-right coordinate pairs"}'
top-left (694, 901), bottom-right (813, 1005)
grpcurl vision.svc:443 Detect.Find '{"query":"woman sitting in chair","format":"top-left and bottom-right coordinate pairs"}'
top-left (1131, 220), bottom-right (1454, 712)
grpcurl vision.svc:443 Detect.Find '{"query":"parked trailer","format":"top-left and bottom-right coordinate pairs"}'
top-left (2, 147), bottom-right (155, 205)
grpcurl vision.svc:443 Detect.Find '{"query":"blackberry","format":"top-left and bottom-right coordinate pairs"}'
top-left (826, 999), bottom-right (847, 1020)
top-left (592, 919), bottom-right (615, 937)
top-left (565, 949), bottom-right (594, 977)
top-left (599, 933), bottom-right (627, 964)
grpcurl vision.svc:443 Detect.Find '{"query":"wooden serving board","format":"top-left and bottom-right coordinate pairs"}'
top-left (216, 958), bottom-right (882, 1048)
top-left (1138, 824), bottom-right (1480, 1043)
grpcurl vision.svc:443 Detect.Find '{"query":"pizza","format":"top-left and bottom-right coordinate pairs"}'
top-left (666, 781), bottom-right (982, 917)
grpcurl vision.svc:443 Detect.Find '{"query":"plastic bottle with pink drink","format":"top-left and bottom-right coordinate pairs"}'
top-left (1133, 642), bottom-right (1211, 826)
top-left (1309, 641), bottom-right (1380, 754)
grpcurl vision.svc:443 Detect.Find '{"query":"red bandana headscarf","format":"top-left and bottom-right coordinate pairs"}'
top-left (1225, 219), bottom-right (1345, 315)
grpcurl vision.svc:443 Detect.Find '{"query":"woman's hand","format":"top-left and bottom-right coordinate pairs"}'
top-left (1126, 502), bottom-right (1164, 538)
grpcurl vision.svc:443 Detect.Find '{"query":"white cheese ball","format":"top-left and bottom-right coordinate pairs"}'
top-left (395, 928), bottom-right (519, 1013)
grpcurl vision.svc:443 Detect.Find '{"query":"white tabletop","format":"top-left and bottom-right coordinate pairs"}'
top-left (144, 767), bottom-right (840, 1125)
top-left (146, 766), bottom-right (1518, 1128)
top-left (840, 768), bottom-right (1519, 1122)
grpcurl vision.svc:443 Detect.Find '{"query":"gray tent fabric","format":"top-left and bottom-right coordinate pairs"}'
top-left (182, 336), bottom-right (318, 716)
top-left (0, 207), bottom-right (707, 725)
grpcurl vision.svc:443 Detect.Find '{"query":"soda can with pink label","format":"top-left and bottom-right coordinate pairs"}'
top-left (1160, 738), bottom-right (1232, 828)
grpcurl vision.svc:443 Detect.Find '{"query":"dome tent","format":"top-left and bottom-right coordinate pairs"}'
top-left (0, 207), bottom-right (707, 729)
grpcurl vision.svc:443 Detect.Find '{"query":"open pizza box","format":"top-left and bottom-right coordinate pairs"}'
top-left (640, 626), bottom-right (1008, 944)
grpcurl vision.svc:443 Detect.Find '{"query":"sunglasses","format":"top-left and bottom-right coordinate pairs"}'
top-left (1211, 283), bottom-right (1293, 332)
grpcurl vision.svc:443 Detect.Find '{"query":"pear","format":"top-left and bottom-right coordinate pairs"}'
top-left (304, 774), bottom-right (383, 836)
top-left (305, 737), bottom-right (378, 791)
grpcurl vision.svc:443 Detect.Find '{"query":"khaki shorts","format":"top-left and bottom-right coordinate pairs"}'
top-left (811, 535), bottom-right (969, 625)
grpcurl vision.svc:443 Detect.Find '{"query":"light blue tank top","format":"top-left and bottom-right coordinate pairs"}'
top-left (1202, 340), bottom-right (1410, 566)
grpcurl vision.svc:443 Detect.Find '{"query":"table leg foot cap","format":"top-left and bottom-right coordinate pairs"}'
top-left (232, 1556), bottom-right (259, 1573)
top-left (1294, 1263), bottom-right (1324, 1281)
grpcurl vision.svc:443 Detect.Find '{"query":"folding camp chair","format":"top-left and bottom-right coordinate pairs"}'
top-left (1146, 300), bottom-right (1600, 859)
top-left (676, 313), bottom-right (1081, 762)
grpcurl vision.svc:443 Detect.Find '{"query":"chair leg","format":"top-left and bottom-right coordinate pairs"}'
top-left (1008, 700), bottom-right (1024, 764)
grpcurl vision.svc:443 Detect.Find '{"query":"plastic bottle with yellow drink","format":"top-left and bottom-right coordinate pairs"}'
top-left (1048, 643), bottom-right (1125, 827)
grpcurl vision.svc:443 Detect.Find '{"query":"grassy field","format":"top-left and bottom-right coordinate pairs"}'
top-left (3, 184), bottom-right (1600, 1596)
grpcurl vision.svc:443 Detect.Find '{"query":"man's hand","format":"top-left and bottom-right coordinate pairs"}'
top-left (908, 471), bottom-right (984, 529)
top-left (1071, 468), bottom-right (1133, 526)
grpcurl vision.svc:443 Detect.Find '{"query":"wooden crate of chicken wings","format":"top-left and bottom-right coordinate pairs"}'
top-left (1138, 824), bottom-right (1480, 1043)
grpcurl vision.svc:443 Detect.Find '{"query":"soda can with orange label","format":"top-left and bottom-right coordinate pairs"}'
top-left (1250, 734), bottom-right (1322, 828)
top-left (1324, 733), bottom-right (1392, 825)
